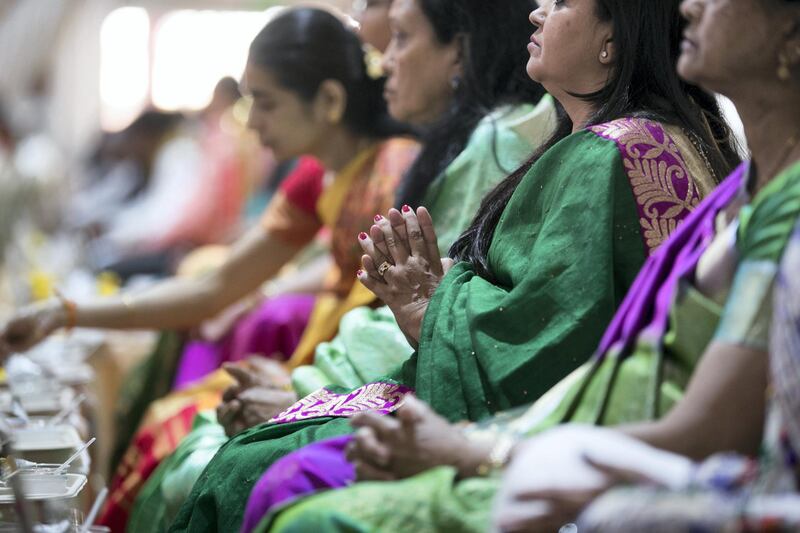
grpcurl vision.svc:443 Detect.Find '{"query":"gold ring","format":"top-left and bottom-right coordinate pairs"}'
top-left (377, 262), bottom-right (392, 277)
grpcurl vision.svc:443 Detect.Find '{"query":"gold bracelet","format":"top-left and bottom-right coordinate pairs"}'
top-left (475, 435), bottom-right (516, 477)
top-left (54, 289), bottom-right (78, 332)
top-left (120, 293), bottom-right (137, 316)
top-left (119, 293), bottom-right (136, 317)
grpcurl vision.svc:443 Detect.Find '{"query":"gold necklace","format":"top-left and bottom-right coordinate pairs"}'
top-left (685, 128), bottom-right (717, 183)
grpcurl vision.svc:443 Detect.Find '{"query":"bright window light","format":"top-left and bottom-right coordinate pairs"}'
top-left (100, 7), bottom-right (150, 131)
top-left (151, 10), bottom-right (274, 112)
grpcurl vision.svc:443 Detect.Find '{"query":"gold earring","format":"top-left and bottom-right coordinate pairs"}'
top-left (778, 51), bottom-right (792, 82)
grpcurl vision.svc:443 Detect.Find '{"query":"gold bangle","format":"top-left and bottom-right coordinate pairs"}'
top-left (54, 290), bottom-right (78, 332)
top-left (119, 293), bottom-right (133, 311)
top-left (475, 435), bottom-right (516, 477)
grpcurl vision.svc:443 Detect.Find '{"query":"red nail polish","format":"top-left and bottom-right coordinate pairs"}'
top-left (359, 232), bottom-right (368, 240)
top-left (374, 214), bottom-right (383, 222)
top-left (402, 205), bottom-right (411, 213)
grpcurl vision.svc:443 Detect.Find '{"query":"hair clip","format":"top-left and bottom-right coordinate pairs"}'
top-left (363, 44), bottom-right (385, 80)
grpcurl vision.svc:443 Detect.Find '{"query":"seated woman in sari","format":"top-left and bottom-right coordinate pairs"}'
top-left (262, 1), bottom-right (799, 531)
top-left (235, 7), bottom-right (557, 405)
top-left (1, 7), bottom-right (417, 528)
top-left (107, 0), bottom-right (405, 473)
top-left (578, 220), bottom-right (800, 533)
top-left (124, 0), bottom-right (554, 529)
top-left (167, 0), bottom-right (739, 530)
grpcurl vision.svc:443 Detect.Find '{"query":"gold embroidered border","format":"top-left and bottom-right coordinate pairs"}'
top-left (590, 118), bottom-right (710, 254)
top-left (270, 382), bottom-right (413, 424)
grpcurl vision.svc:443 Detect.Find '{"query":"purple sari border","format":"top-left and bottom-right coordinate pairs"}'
top-left (269, 382), bottom-right (414, 424)
top-left (590, 118), bottom-right (705, 255)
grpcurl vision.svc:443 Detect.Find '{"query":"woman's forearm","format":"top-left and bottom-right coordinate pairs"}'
top-left (66, 227), bottom-right (302, 332)
top-left (622, 341), bottom-right (767, 461)
top-left (71, 275), bottom-right (227, 330)
top-left (267, 254), bottom-right (333, 296)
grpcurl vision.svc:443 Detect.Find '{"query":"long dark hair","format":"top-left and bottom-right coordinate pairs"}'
top-left (395, 0), bottom-right (546, 209)
top-left (450, 0), bottom-right (741, 281)
top-left (249, 8), bottom-right (411, 140)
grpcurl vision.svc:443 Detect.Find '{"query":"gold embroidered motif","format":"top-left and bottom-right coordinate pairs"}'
top-left (591, 119), bottom-right (706, 253)
top-left (270, 382), bottom-right (412, 424)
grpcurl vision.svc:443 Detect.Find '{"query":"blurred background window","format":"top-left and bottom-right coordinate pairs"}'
top-left (100, 7), bottom-right (150, 131)
top-left (101, 8), bottom-right (273, 131)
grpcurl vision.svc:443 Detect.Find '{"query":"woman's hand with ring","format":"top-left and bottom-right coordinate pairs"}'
top-left (0, 300), bottom-right (68, 361)
top-left (357, 206), bottom-right (453, 347)
top-left (347, 395), bottom-right (490, 481)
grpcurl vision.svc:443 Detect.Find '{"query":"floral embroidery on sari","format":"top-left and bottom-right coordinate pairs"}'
top-left (269, 382), bottom-right (413, 424)
top-left (590, 118), bottom-right (706, 254)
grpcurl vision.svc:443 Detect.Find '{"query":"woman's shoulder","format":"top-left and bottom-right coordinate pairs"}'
top-left (564, 117), bottom-right (713, 253)
top-left (587, 116), bottom-right (669, 142)
top-left (442, 100), bottom-right (556, 177)
top-left (585, 116), bottom-right (685, 166)
top-left (589, 117), bottom-right (717, 197)
top-left (502, 95), bottom-right (558, 148)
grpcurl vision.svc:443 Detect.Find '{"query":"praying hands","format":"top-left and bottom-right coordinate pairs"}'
top-left (357, 206), bottom-right (454, 347)
top-left (216, 359), bottom-right (297, 437)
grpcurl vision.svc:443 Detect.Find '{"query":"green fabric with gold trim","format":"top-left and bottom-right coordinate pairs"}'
top-left (266, 161), bottom-right (800, 533)
top-left (292, 99), bottom-right (556, 397)
top-left (169, 120), bottom-right (700, 533)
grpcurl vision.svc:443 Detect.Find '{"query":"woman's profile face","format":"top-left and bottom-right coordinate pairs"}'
top-left (381, 0), bottom-right (461, 126)
top-left (243, 62), bottom-right (325, 161)
top-left (678, 0), bottom-right (796, 96)
top-left (526, 0), bottom-right (613, 98)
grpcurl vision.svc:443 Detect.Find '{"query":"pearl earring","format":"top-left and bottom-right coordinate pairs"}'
top-left (601, 50), bottom-right (609, 59)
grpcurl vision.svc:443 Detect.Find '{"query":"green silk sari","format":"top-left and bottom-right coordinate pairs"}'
top-left (292, 99), bottom-right (556, 397)
top-left (169, 118), bottom-right (707, 532)
top-left (266, 161), bottom-right (800, 533)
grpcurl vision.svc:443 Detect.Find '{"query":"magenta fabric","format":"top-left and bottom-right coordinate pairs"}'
top-left (172, 294), bottom-right (316, 390)
top-left (269, 382), bottom-right (414, 424)
top-left (240, 435), bottom-right (355, 533)
top-left (173, 338), bottom-right (234, 391)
